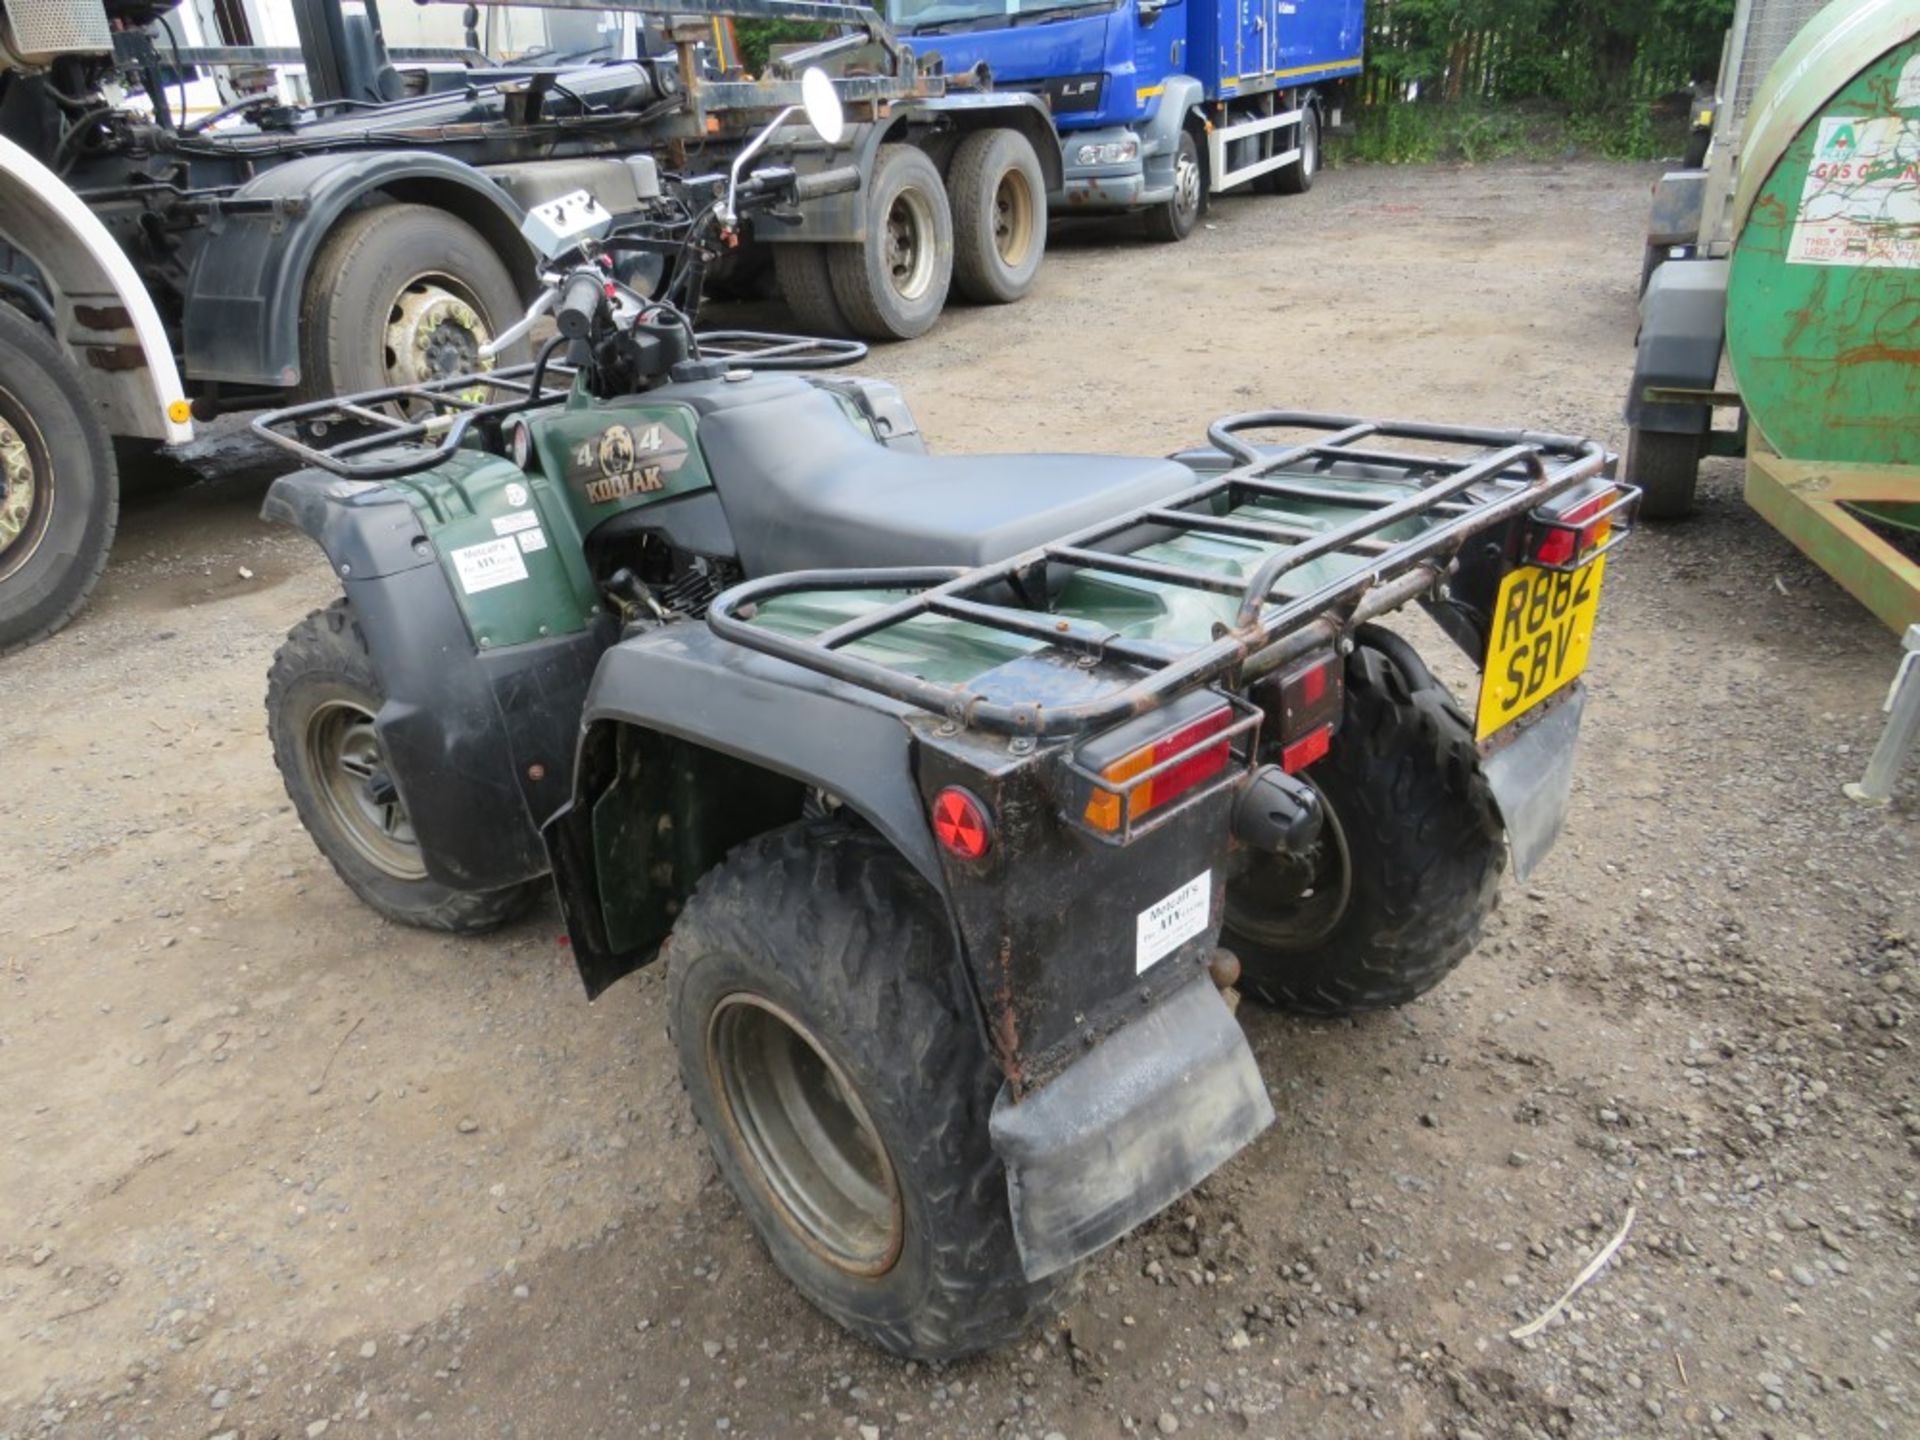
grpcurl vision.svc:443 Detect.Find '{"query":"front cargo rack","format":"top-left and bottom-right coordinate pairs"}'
top-left (706, 410), bottom-right (1614, 738)
top-left (251, 329), bottom-right (868, 479)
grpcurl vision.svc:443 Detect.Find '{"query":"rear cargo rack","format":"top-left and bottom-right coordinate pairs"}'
top-left (707, 410), bottom-right (1613, 738)
top-left (252, 330), bottom-right (868, 479)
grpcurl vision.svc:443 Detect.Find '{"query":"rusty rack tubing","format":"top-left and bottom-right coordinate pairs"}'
top-left (705, 410), bottom-right (1611, 738)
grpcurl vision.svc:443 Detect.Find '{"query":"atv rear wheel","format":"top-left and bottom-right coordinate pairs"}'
top-left (268, 600), bottom-right (542, 932)
top-left (1226, 636), bottom-right (1503, 1016)
top-left (668, 821), bottom-right (1070, 1359)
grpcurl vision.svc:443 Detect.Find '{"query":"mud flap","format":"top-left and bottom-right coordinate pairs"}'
top-left (1482, 684), bottom-right (1585, 883)
top-left (988, 976), bottom-right (1273, 1280)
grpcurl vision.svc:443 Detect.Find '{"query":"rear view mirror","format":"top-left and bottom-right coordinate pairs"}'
top-left (801, 67), bottom-right (845, 146)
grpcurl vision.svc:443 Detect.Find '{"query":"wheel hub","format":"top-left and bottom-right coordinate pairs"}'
top-left (1175, 153), bottom-right (1201, 220)
top-left (708, 993), bottom-right (903, 1276)
top-left (384, 283), bottom-right (494, 402)
top-left (883, 190), bottom-right (937, 302)
top-left (992, 169), bottom-right (1035, 267)
top-left (305, 698), bottom-right (427, 880)
top-left (0, 416), bottom-right (35, 562)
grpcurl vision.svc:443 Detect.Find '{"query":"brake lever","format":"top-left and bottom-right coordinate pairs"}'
top-left (479, 289), bottom-right (556, 361)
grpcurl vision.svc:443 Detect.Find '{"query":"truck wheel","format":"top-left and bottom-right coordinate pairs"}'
top-left (298, 203), bottom-right (528, 401)
top-left (1144, 128), bottom-right (1202, 243)
top-left (947, 129), bottom-right (1047, 305)
top-left (668, 821), bottom-right (1070, 1360)
top-left (828, 145), bottom-right (953, 341)
top-left (1225, 636), bottom-right (1502, 1017)
top-left (773, 243), bottom-right (853, 336)
top-left (268, 600), bottom-right (543, 932)
top-left (1624, 426), bottom-right (1702, 520)
top-left (0, 303), bottom-right (118, 656)
top-left (1270, 104), bottom-right (1319, 195)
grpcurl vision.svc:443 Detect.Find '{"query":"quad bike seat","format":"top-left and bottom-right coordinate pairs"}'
top-left (697, 385), bottom-right (1197, 576)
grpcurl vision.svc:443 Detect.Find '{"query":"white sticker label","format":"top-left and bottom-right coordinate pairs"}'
top-left (1787, 115), bottom-right (1920, 270)
top-left (516, 527), bottom-right (548, 553)
top-left (1137, 870), bottom-right (1211, 974)
top-left (492, 509), bottom-right (540, 537)
top-left (505, 481), bottom-right (529, 508)
top-left (449, 536), bottom-right (529, 594)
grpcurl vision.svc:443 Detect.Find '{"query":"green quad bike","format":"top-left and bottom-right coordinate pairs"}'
top-left (257, 78), bottom-right (1637, 1360)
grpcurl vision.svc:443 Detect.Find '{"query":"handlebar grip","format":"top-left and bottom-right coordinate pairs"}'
top-left (793, 166), bottom-right (863, 203)
top-left (555, 271), bottom-right (605, 340)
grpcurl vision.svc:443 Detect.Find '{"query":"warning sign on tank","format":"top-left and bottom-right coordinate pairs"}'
top-left (1787, 115), bottom-right (1920, 269)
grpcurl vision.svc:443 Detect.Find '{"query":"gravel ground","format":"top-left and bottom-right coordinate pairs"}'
top-left (2, 158), bottom-right (1916, 1440)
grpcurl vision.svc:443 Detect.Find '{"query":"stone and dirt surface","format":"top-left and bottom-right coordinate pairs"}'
top-left (3, 159), bottom-right (1916, 1440)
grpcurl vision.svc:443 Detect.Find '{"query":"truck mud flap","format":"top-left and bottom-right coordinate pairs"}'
top-left (1482, 684), bottom-right (1585, 883)
top-left (988, 977), bottom-right (1273, 1281)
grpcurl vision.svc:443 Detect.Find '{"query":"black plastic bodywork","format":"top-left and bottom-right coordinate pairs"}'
top-left (263, 469), bottom-right (611, 890)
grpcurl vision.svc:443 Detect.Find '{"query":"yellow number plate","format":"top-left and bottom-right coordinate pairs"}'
top-left (1475, 557), bottom-right (1607, 741)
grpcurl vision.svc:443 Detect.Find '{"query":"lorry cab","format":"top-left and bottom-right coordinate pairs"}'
top-left (889, 0), bottom-right (1364, 236)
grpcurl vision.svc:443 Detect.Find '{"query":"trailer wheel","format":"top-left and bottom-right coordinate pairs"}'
top-left (773, 243), bottom-right (853, 336)
top-left (1225, 636), bottom-right (1502, 1017)
top-left (1144, 128), bottom-right (1202, 243)
top-left (1270, 103), bottom-right (1319, 195)
top-left (828, 145), bottom-right (953, 341)
top-left (268, 600), bottom-right (544, 932)
top-left (299, 203), bottom-right (528, 402)
top-left (947, 129), bottom-right (1047, 305)
top-left (0, 303), bottom-right (118, 656)
top-left (668, 821), bottom-right (1071, 1360)
top-left (1624, 427), bottom-right (1702, 520)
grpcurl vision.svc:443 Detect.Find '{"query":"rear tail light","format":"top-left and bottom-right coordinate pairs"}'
top-left (1256, 648), bottom-right (1343, 773)
top-left (1526, 484), bottom-right (1638, 571)
top-left (1082, 705), bottom-right (1235, 834)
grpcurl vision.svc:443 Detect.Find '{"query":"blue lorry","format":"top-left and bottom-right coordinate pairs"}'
top-left (888, 0), bottom-right (1365, 241)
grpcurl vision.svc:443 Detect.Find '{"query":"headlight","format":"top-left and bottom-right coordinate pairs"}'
top-left (1074, 140), bottom-right (1138, 167)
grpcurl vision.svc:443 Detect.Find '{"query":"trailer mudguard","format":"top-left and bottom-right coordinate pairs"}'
top-left (0, 135), bottom-right (192, 444)
top-left (1626, 258), bottom-right (1729, 436)
top-left (544, 621), bottom-right (945, 996)
top-left (263, 470), bottom-right (605, 891)
top-left (182, 152), bottom-right (533, 388)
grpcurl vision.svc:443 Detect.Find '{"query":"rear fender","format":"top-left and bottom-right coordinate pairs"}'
top-left (0, 136), bottom-right (192, 443)
top-left (543, 622), bottom-right (947, 997)
top-left (263, 470), bottom-right (603, 891)
top-left (1627, 259), bottom-right (1729, 436)
top-left (182, 152), bottom-right (534, 388)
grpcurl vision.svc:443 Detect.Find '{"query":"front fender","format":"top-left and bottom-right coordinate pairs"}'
top-left (264, 470), bottom-right (601, 891)
top-left (0, 135), bottom-right (191, 443)
top-left (182, 152), bottom-right (530, 388)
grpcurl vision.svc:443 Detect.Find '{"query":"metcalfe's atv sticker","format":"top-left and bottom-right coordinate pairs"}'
top-left (568, 421), bottom-right (693, 505)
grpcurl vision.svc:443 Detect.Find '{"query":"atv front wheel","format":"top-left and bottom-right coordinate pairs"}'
top-left (1226, 635), bottom-right (1503, 1016)
top-left (267, 600), bottom-right (542, 932)
top-left (668, 822), bottom-right (1070, 1359)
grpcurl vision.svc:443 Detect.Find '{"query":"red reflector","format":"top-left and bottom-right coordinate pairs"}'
top-left (1533, 527), bottom-right (1578, 567)
top-left (1151, 708), bottom-right (1233, 802)
top-left (932, 787), bottom-right (991, 860)
top-left (1281, 723), bottom-right (1332, 774)
top-left (1300, 659), bottom-right (1329, 705)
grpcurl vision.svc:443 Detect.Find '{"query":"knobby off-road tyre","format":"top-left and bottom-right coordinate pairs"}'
top-left (1226, 635), bottom-right (1504, 1017)
top-left (828, 144), bottom-right (953, 341)
top-left (267, 600), bottom-right (543, 932)
top-left (773, 242), bottom-right (853, 336)
top-left (1624, 426), bottom-right (1703, 520)
top-left (1144, 128), bottom-right (1203, 243)
top-left (668, 821), bottom-right (1071, 1359)
top-left (298, 203), bottom-right (528, 402)
top-left (947, 128), bottom-right (1047, 305)
top-left (0, 303), bottom-right (118, 656)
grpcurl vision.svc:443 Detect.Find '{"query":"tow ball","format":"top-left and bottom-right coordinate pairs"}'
top-left (1231, 765), bottom-right (1323, 855)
